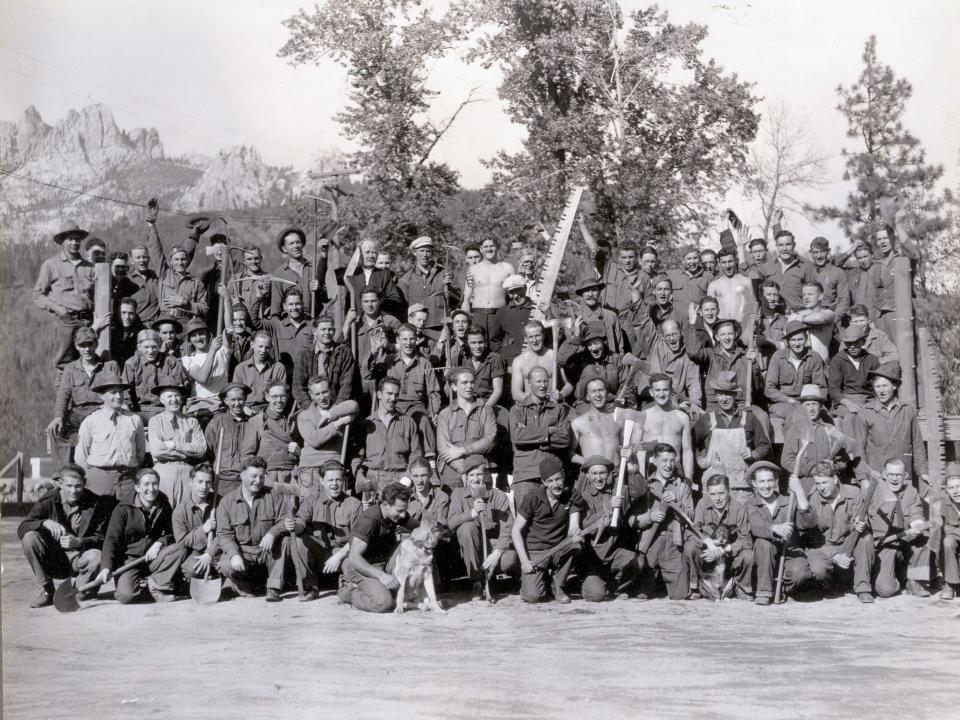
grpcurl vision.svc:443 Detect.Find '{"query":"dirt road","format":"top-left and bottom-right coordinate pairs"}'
top-left (2, 518), bottom-right (958, 719)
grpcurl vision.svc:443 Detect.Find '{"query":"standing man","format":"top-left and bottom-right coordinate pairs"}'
top-left (510, 321), bottom-right (566, 402)
top-left (148, 380), bottom-right (207, 508)
top-left (345, 238), bottom-right (405, 319)
top-left (296, 376), bottom-right (358, 498)
top-left (293, 314), bottom-right (357, 410)
top-left (707, 248), bottom-right (756, 328)
top-left (241, 381), bottom-right (301, 488)
top-left (489, 275), bottom-right (535, 364)
top-left (667, 245), bottom-right (710, 320)
top-left (759, 230), bottom-right (817, 312)
top-left (204, 382), bottom-right (252, 497)
top-left (809, 236), bottom-right (851, 317)
top-left (355, 377), bottom-right (424, 497)
top-left (261, 287), bottom-right (314, 385)
top-left (461, 238), bottom-right (515, 341)
top-left (128, 243), bottom-right (160, 326)
top-left (270, 225), bottom-right (327, 320)
top-left (600, 242), bottom-right (646, 314)
top-left (631, 374), bottom-right (695, 482)
top-left (571, 277), bottom-right (624, 354)
top-left (647, 320), bottom-right (702, 413)
top-left (397, 236), bottom-right (460, 338)
top-left (435, 368), bottom-right (497, 490)
top-left (144, 199), bottom-right (208, 322)
top-left (764, 321), bottom-right (828, 423)
top-left (847, 244), bottom-right (884, 322)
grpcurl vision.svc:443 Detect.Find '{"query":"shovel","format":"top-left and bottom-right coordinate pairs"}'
top-left (190, 428), bottom-right (224, 605)
top-left (54, 555), bottom-right (148, 613)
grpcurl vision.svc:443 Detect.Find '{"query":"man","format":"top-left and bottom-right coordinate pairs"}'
top-left (46, 327), bottom-right (120, 465)
top-left (873, 220), bottom-right (919, 340)
top-left (290, 460), bottom-right (362, 601)
top-left (685, 474), bottom-right (753, 600)
top-left (153, 315), bottom-right (184, 358)
top-left (571, 277), bottom-right (624, 354)
top-left (231, 330), bottom-right (287, 413)
top-left (828, 325), bottom-right (880, 435)
top-left (18, 464), bottom-right (113, 608)
top-left (707, 247), bottom-right (756, 328)
top-left (397, 236), bottom-right (460, 337)
top-left (216, 457), bottom-right (295, 602)
top-left (759, 229), bottom-right (817, 312)
top-left (867, 457), bottom-right (928, 598)
top-left (647, 275), bottom-right (685, 330)
top-left (296, 376), bottom-right (358, 497)
top-left (375, 250), bottom-right (393, 270)
top-left (667, 244), bottom-right (710, 320)
top-left (355, 377), bottom-right (424, 497)
top-left (809, 236), bottom-right (851, 317)
top-left (225, 301), bottom-right (256, 371)
top-left (796, 459), bottom-right (875, 603)
top-left (577, 455), bottom-right (643, 601)
top-left (699, 249), bottom-right (718, 278)
top-left (196, 230), bottom-right (233, 332)
top-left (693, 372), bottom-right (770, 500)
top-left (845, 305), bottom-right (899, 365)
top-left (847, 244), bottom-right (884, 321)
top-left (172, 464), bottom-right (220, 585)
top-left (33, 221), bottom-right (96, 376)
top-left (111, 296), bottom-right (144, 368)
top-left (788, 281), bottom-right (835, 362)
top-left (148, 380), bottom-right (207, 508)
top-left (516, 247), bottom-right (538, 295)
top-left (647, 320), bottom-right (702, 412)
top-left (242, 381), bottom-right (300, 487)
top-left (84, 236), bottom-right (106, 265)
top-left (447, 455), bottom-right (518, 600)
top-left (232, 245), bottom-right (270, 324)
top-left (934, 465), bottom-right (960, 600)
top-left (128, 243), bottom-right (160, 326)
top-left (203, 382), bottom-right (252, 496)
top-left (270, 225), bottom-right (327, 320)
top-left (405, 457), bottom-right (450, 526)
top-left (508, 366), bottom-right (572, 505)
top-left (293, 314), bottom-right (357, 410)
top-left (570, 378), bottom-right (624, 477)
top-left (97, 468), bottom-right (189, 603)
top-left (755, 280), bottom-right (788, 365)
top-left (343, 286), bottom-right (400, 407)
top-left (180, 318), bottom-right (229, 416)
top-left (489, 274), bottom-right (534, 363)
top-left (462, 238), bottom-right (515, 339)
top-left (345, 238), bottom-right (405, 319)
top-left (512, 456), bottom-right (584, 604)
top-left (510, 320), bottom-right (566, 402)
top-left (261, 287), bottom-right (315, 384)
top-left (122, 328), bottom-right (189, 420)
top-left (854, 362), bottom-right (931, 496)
top-left (74, 371), bottom-right (145, 502)
top-left (634, 443), bottom-right (695, 600)
top-left (601, 242), bottom-right (649, 314)
top-left (436, 368), bottom-right (497, 489)
top-left (557, 322), bottom-right (633, 406)
top-left (686, 317), bottom-right (762, 412)
top-left (746, 462), bottom-right (811, 605)
top-left (690, 295), bottom-right (720, 350)
top-left (740, 237), bottom-right (769, 284)
top-left (465, 324), bottom-right (507, 409)
top-left (764, 320), bottom-right (828, 422)
top-left (339, 481), bottom-right (418, 613)
top-left (144, 199), bottom-right (208, 321)
top-left (630, 374), bottom-right (694, 481)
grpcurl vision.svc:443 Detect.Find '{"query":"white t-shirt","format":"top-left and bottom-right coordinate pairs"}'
top-left (181, 348), bottom-right (230, 399)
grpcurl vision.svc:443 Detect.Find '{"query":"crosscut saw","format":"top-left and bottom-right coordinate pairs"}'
top-left (527, 185), bottom-right (586, 322)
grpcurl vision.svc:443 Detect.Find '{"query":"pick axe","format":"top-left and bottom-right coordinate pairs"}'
top-left (54, 556), bottom-right (149, 613)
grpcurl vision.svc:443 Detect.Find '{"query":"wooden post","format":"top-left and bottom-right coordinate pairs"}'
top-left (16, 452), bottom-right (24, 505)
top-left (892, 256), bottom-right (916, 408)
top-left (94, 263), bottom-right (111, 358)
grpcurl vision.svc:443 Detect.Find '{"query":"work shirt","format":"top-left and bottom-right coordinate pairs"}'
top-left (666, 268), bottom-right (710, 319)
top-left (508, 395), bottom-right (572, 483)
top-left (294, 493), bottom-right (362, 549)
top-left (847, 264), bottom-right (884, 319)
top-left (580, 483), bottom-right (641, 559)
top-left (122, 352), bottom-right (190, 412)
top-left (692, 498), bottom-right (753, 556)
top-left (17, 488), bottom-right (114, 552)
top-left (692, 408), bottom-right (770, 462)
top-left (148, 412), bottom-right (207, 464)
top-left (518, 486), bottom-right (583, 552)
top-left (468, 352), bottom-right (507, 402)
top-left (854, 397), bottom-right (928, 481)
top-left (231, 359), bottom-right (287, 408)
top-left (490, 300), bottom-right (534, 362)
top-left (447, 486), bottom-right (514, 551)
top-left (436, 402), bottom-right (497, 479)
top-left (262, 315), bottom-right (314, 382)
top-left (346, 267), bottom-right (405, 319)
top-left (75, 407), bottom-right (145, 469)
top-left (296, 401), bottom-right (356, 469)
top-left (172, 495), bottom-right (219, 553)
top-left (844, 327), bottom-right (899, 366)
top-left (268, 255), bottom-right (328, 319)
top-left (828, 352), bottom-right (879, 406)
top-left (350, 504), bottom-right (417, 565)
top-left (293, 343), bottom-right (356, 409)
top-left (814, 263), bottom-right (851, 317)
top-left (648, 338), bottom-right (702, 408)
top-left (242, 409), bottom-right (300, 471)
top-left (146, 224), bottom-right (208, 319)
top-left (685, 330), bottom-right (762, 409)
top-left (33, 251), bottom-right (95, 316)
top-left (746, 494), bottom-right (796, 543)
top-left (203, 413), bottom-right (248, 482)
top-left (635, 475), bottom-right (695, 547)
top-left (369, 352), bottom-right (442, 416)
top-left (127, 269), bottom-right (160, 325)
top-left (575, 303), bottom-right (625, 355)
top-left (360, 411), bottom-right (423, 471)
top-left (53, 357), bottom-right (120, 420)
top-left (764, 348), bottom-right (828, 404)
top-left (407, 489), bottom-right (451, 527)
top-left (867, 482), bottom-right (923, 546)
top-left (781, 418), bottom-right (861, 485)
top-left (216, 486), bottom-right (293, 559)
top-left (601, 263), bottom-right (653, 314)
top-left (397, 264), bottom-right (460, 328)
top-left (759, 256), bottom-right (817, 312)
top-left (797, 484), bottom-right (863, 548)
top-left (102, 495), bottom-right (175, 571)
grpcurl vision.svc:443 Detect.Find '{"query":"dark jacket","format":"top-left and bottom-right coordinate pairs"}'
top-left (101, 495), bottom-right (175, 571)
top-left (18, 488), bottom-right (115, 552)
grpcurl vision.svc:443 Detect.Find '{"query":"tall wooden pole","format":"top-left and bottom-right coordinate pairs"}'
top-left (94, 263), bottom-right (111, 358)
top-left (892, 256), bottom-right (916, 408)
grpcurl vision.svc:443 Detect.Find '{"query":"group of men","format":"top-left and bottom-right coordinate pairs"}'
top-left (23, 195), bottom-right (959, 613)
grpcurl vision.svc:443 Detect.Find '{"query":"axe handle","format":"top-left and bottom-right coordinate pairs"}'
top-left (78, 555), bottom-right (149, 593)
top-left (532, 518), bottom-right (602, 569)
top-left (610, 419), bottom-right (635, 528)
top-left (773, 493), bottom-right (798, 603)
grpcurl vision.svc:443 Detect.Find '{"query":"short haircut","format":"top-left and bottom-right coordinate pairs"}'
top-left (653, 442), bottom-right (677, 458)
top-left (85, 237), bottom-right (106, 251)
top-left (524, 320), bottom-right (545, 334)
top-left (111, 251), bottom-right (129, 262)
top-left (854, 243), bottom-right (873, 255)
top-left (748, 238), bottom-right (767, 250)
top-left (265, 381), bottom-right (288, 396)
top-left (639, 245), bottom-right (658, 259)
top-left (700, 296), bottom-right (719, 309)
top-left (775, 229), bottom-right (795, 242)
top-left (381, 481), bottom-right (411, 506)
top-left (130, 244), bottom-right (148, 254)
top-left (464, 243), bottom-right (481, 254)
top-left (307, 375), bottom-right (330, 389)
top-left (848, 304), bottom-right (870, 318)
top-left (397, 322), bottom-right (417, 336)
top-left (321, 460), bottom-right (346, 477)
top-left (619, 242), bottom-right (639, 255)
top-left (119, 296), bottom-right (137, 309)
top-left (378, 376), bottom-right (401, 392)
top-left (136, 467), bottom-right (160, 484)
top-left (811, 459), bottom-right (836, 478)
top-left (649, 373), bottom-right (672, 388)
top-left (282, 287), bottom-right (303, 302)
top-left (407, 456), bottom-right (432, 474)
top-left (360, 285), bottom-right (381, 299)
top-left (243, 456), bottom-right (268, 472)
top-left (314, 314), bottom-right (335, 327)
top-left (190, 463), bottom-right (214, 480)
top-left (243, 246), bottom-right (262, 257)
top-left (717, 247), bottom-right (737, 261)
top-left (706, 474), bottom-right (730, 489)
top-left (466, 324), bottom-right (487, 340)
top-left (883, 457), bottom-right (906, 472)
top-left (653, 274), bottom-right (672, 288)
top-left (700, 249), bottom-right (717, 259)
top-left (802, 281), bottom-right (824, 293)
top-left (759, 279), bottom-right (780, 292)
top-left (252, 330), bottom-right (272, 344)
top-left (448, 367), bottom-right (475, 385)
top-left (56, 463), bottom-right (86, 483)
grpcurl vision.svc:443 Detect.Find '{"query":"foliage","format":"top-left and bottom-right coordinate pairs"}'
top-left (916, 293), bottom-right (960, 415)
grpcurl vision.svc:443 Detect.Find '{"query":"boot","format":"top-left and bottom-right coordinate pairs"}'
top-left (30, 585), bottom-right (54, 608)
top-left (905, 580), bottom-right (930, 597)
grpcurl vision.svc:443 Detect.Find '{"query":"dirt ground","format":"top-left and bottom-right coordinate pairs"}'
top-left (1, 518), bottom-right (958, 720)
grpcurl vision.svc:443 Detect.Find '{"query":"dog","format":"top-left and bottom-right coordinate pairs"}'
top-left (385, 515), bottom-right (446, 614)
top-left (699, 524), bottom-right (736, 602)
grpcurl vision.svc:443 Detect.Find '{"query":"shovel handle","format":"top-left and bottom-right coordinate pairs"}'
top-left (78, 555), bottom-right (149, 593)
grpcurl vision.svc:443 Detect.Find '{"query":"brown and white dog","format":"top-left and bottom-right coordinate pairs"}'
top-left (386, 516), bottom-right (446, 614)
top-left (699, 524), bottom-right (736, 602)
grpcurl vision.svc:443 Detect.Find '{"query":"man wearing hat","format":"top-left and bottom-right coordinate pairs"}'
top-left (153, 315), bottom-right (184, 358)
top-left (844, 305), bottom-right (898, 365)
top-left (143, 198), bottom-right (208, 322)
top-left (932, 463), bottom-right (960, 599)
top-left (693, 371), bottom-right (771, 499)
top-left (17, 463), bottom-right (114, 608)
top-left (33, 220), bottom-right (97, 377)
top-left (148, 378), bottom-right (207, 508)
top-left (345, 238), bottom-right (406, 320)
top-left (667, 245), bottom-right (710, 320)
top-left (809, 236), bottom-right (851, 317)
top-left (515, 247), bottom-right (538, 295)
top-left (828, 325), bottom-right (880, 434)
top-left (707, 247), bottom-right (756, 331)
top-left (122, 328), bottom-right (190, 421)
top-left (180, 317), bottom-right (230, 416)
top-left (577, 455), bottom-right (643, 602)
top-left (686, 316), bottom-right (763, 414)
top-left (758, 229), bottom-right (817, 313)
top-left (489, 273), bottom-right (534, 363)
top-left (398, 236), bottom-right (460, 338)
top-left (854, 362), bottom-right (931, 496)
top-left (406, 303), bottom-right (435, 356)
top-left (511, 455), bottom-right (585, 604)
top-left (764, 319), bottom-right (827, 422)
top-left (269, 224), bottom-right (328, 321)
top-left (46, 327), bottom-right (121, 465)
top-left (571, 275), bottom-right (624, 355)
top-left (558, 320), bottom-right (634, 405)
top-left (447, 455), bottom-right (518, 601)
top-left (436, 368), bottom-right (497, 489)
top-left (74, 371), bottom-right (145, 502)
top-left (204, 382), bottom-right (253, 496)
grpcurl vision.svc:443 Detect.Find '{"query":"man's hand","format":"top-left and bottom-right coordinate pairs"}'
top-left (662, 489), bottom-right (677, 505)
top-left (853, 518), bottom-right (867, 534)
top-left (256, 281), bottom-right (271, 299)
top-left (688, 302), bottom-right (698, 326)
top-left (42, 519), bottom-right (67, 539)
top-left (482, 548), bottom-right (502, 571)
top-left (472, 498), bottom-right (488, 517)
top-left (162, 440), bottom-right (177, 451)
top-left (650, 507), bottom-right (666, 523)
top-left (465, 271), bottom-right (475, 289)
top-left (283, 516), bottom-right (296, 532)
top-left (315, 408), bottom-right (332, 427)
top-left (95, 568), bottom-right (111, 585)
top-left (832, 552), bottom-right (853, 570)
top-left (287, 441), bottom-right (299, 454)
top-left (701, 541), bottom-right (724, 562)
top-left (611, 495), bottom-right (623, 509)
top-left (548, 388), bottom-right (560, 402)
top-left (92, 313), bottom-right (111, 332)
top-left (323, 554), bottom-right (344, 574)
top-left (740, 447), bottom-right (753, 462)
top-left (440, 446), bottom-right (466, 463)
top-left (569, 529), bottom-right (584, 546)
top-left (145, 541), bottom-right (162, 562)
top-left (259, 532), bottom-right (275, 553)
top-left (619, 446), bottom-right (632, 460)
top-left (773, 207), bottom-right (784, 227)
top-left (145, 197), bottom-right (159, 224)
top-left (209, 335), bottom-right (224, 354)
top-left (46, 417), bottom-right (64, 438)
top-left (230, 554), bottom-right (245, 573)
top-left (163, 293), bottom-right (187, 309)
top-left (520, 559), bottom-right (535, 575)
top-left (771, 522), bottom-right (793, 540)
top-left (194, 552), bottom-right (212, 576)
top-left (442, 271), bottom-right (453, 287)
top-left (379, 571), bottom-right (400, 591)
top-left (334, 416), bottom-right (352, 429)
top-left (202, 516), bottom-right (217, 534)
top-left (59, 534), bottom-right (81, 550)
top-left (308, 279), bottom-right (320, 292)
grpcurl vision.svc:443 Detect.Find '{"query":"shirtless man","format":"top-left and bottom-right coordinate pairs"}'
top-left (707, 247), bottom-right (756, 332)
top-left (625, 374), bottom-right (693, 481)
top-left (570, 378), bottom-right (622, 468)
top-left (462, 238), bottom-right (515, 339)
top-left (510, 320), bottom-right (569, 402)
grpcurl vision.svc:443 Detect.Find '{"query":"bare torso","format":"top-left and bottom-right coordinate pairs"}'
top-left (631, 404), bottom-right (693, 478)
top-left (469, 260), bottom-right (514, 308)
top-left (511, 349), bottom-right (556, 401)
top-left (571, 408), bottom-right (621, 464)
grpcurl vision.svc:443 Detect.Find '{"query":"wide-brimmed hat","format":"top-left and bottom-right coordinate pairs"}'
top-left (275, 225), bottom-right (306, 252)
top-left (574, 277), bottom-right (605, 295)
top-left (91, 371), bottom-right (130, 394)
top-left (869, 362), bottom-right (902, 384)
top-left (799, 384), bottom-right (825, 402)
top-left (218, 382), bottom-right (251, 400)
top-left (783, 320), bottom-right (808, 338)
top-left (152, 378), bottom-right (187, 397)
top-left (708, 370), bottom-right (740, 393)
top-left (54, 221), bottom-right (89, 244)
top-left (841, 325), bottom-right (868, 343)
top-left (747, 460), bottom-right (781, 478)
top-left (152, 316), bottom-right (183, 334)
top-left (183, 318), bottom-right (209, 337)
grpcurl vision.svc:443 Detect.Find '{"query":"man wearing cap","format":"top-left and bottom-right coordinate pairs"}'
top-left (647, 319), bottom-right (702, 413)
top-left (153, 315), bottom-right (184, 358)
top-left (436, 368), bottom-right (497, 489)
top-left (489, 274), bottom-right (534, 363)
top-left (75, 372), bottom-right (145, 502)
top-left (448, 455), bottom-right (518, 600)
top-left (512, 455), bottom-right (585, 603)
top-left (828, 325), bottom-right (880, 435)
top-left (844, 305), bottom-right (899, 365)
top-left (571, 276), bottom-right (624, 354)
top-left (269, 225), bottom-right (328, 321)
top-left (764, 320), bottom-right (828, 422)
top-left (461, 238), bottom-right (515, 340)
top-left (398, 236), bottom-right (460, 337)
top-left (932, 463), bottom-right (960, 599)
top-left (746, 462), bottom-right (811, 605)
top-left (195, 227), bottom-right (237, 332)
top-left (231, 330), bottom-right (288, 414)
top-left (693, 372), bottom-right (771, 499)
top-left (516, 247), bottom-right (538, 295)
top-left (809, 236), bottom-right (851, 317)
top-left (242, 381), bottom-right (301, 488)
top-left (204, 382), bottom-right (252, 496)
top-left (758, 230), bottom-right (817, 312)
top-left (355, 377), bottom-right (424, 499)
top-left (686, 316), bottom-right (762, 414)
top-left (707, 247), bottom-right (756, 330)
top-left (122, 329), bottom-right (190, 420)
top-left (296, 376), bottom-right (358, 497)
top-left (345, 238), bottom-right (405, 320)
top-left (33, 220), bottom-right (97, 376)
top-left (854, 362), bottom-right (931, 496)
top-left (577, 455), bottom-right (643, 601)
top-left (667, 245), bottom-right (710, 320)
top-left (46, 327), bottom-right (121, 465)
top-left (180, 318), bottom-right (229, 416)
top-left (148, 379), bottom-right (207, 508)
top-left (406, 304), bottom-right (435, 357)
top-left (18, 464), bottom-right (114, 608)
top-left (558, 321), bottom-right (635, 406)
top-left (143, 198), bottom-right (208, 321)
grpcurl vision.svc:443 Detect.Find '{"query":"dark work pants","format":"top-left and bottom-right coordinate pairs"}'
top-left (53, 315), bottom-right (87, 374)
top-left (520, 544), bottom-right (578, 603)
top-left (454, 521), bottom-right (518, 582)
top-left (580, 545), bottom-right (642, 602)
top-left (685, 539), bottom-right (754, 597)
top-left (340, 558), bottom-right (394, 613)
top-left (217, 539), bottom-right (291, 596)
top-left (943, 535), bottom-right (960, 585)
top-left (21, 531), bottom-right (101, 590)
top-left (114, 543), bottom-right (190, 603)
top-left (753, 538), bottom-right (811, 599)
top-left (642, 532), bottom-right (689, 600)
top-left (804, 536), bottom-right (875, 595)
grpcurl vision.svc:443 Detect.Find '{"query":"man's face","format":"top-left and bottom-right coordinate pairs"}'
top-left (586, 338), bottom-right (605, 360)
top-left (316, 321), bottom-right (335, 347)
top-left (360, 240), bottom-right (378, 268)
top-left (661, 323), bottom-right (681, 352)
top-left (651, 380), bottom-right (671, 407)
top-left (309, 380), bottom-right (332, 409)
top-left (466, 467), bottom-right (489, 494)
top-left (750, 243), bottom-right (767, 265)
top-left (361, 292), bottom-right (380, 317)
top-left (619, 249), bottom-right (638, 273)
top-left (707, 483), bottom-right (730, 511)
top-left (586, 465), bottom-right (611, 491)
top-left (283, 233), bottom-right (304, 259)
top-left (525, 325), bottom-right (544, 352)
top-left (189, 330), bottom-right (210, 353)
top-left (157, 324), bottom-right (177, 348)
top-left (452, 314), bottom-right (468, 338)
top-left (801, 285), bottom-right (821, 309)
top-left (813, 473), bottom-right (839, 500)
top-left (160, 389), bottom-right (183, 413)
top-left (683, 251), bottom-right (701, 274)
top-left (581, 287), bottom-right (600, 307)
top-left (136, 473), bottom-right (160, 505)
top-left (119, 303), bottom-right (137, 328)
top-left (130, 247), bottom-right (149, 271)
top-left (716, 390), bottom-right (736, 412)
top-left (802, 399), bottom-right (821, 421)
top-left (542, 471), bottom-right (565, 499)
top-left (875, 229), bottom-right (893, 254)
top-left (654, 281), bottom-right (672, 304)
top-left (242, 466), bottom-right (266, 495)
top-left (284, 294), bottom-right (303, 321)
top-left (845, 338), bottom-right (865, 358)
top-left (752, 470), bottom-right (778, 501)
top-left (224, 388), bottom-right (246, 416)
top-left (59, 475), bottom-right (85, 506)
top-left (467, 333), bottom-right (486, 358)
top-left (480, 239), bottom-right (497, 261)
top-left (62, 237), bottom-right (81, 257)
top-left (700, 253), bottom-right (717, 274)
top-left (811, 247), bottom-right (829, 268)
top-left (716, 326), bottom-right (736, 350)
top-left (375, 252), bottom-right (391, 270)
top-left (252, 337), bottom-right (271, 363)
top-left (323, 470), bottom-right (346, 500)
top-left (192, 471), bottom-right (214, 501)
top-left (788, 332), bottom-right (807, 354)
top-left (232, 311), bottom-right (249, 334)
top-left (243, 251), bottom-right (262, 273)
top-left (761, 286), bottom-right (780, 309)
top-left (654, 452), bottom-right (677, 478)
top-left (409, 311), bottom-right (427, 331)
top-left (398, 329), bottom-right (417, 356)
top-left (718, 254), bottom-right (737, 278)
top-left (586, 379), bottom-right (608, 409)
top-left (945, 477), bottom-right (960, 505)
top-left (87, 245), bottom-right (105, 263)
top-left (111, 259), bottom-right (128, 278)
top-left (102, 388), bottom-right (125, 410)
top-left (170, 251), bottom-right (189, 273)
top-left (465, 249), bottom-right (482, 266)
top-left (383, 499), bottom-right (409, 523)
top-left (518, 257), bottom-right (535, 277)
top-left (883, 464), bottom-right (906, 492)
top-left (410, 465), bottom-right (432, 494)
top-left (529, 369), bottom-right (550, 400)
top-left (414, 247), bottom-right (434, 267)
top-left (855, 248), bottom-right (873, 270)
top-left (378, 383), bottom-right (399, 413)
top-left (267, 386), bottom-right (288, 414)
top-left (701, 302), bottom-right (719, 325)
top-left (211, 244), bottom-right (225, 264)
top-left (775, 235), bottom-right (796, 261)
top-left (640, 252), bottom-right (658, 276)
top-left (872, 376), bottom-right (895, 404)
top-left (454, 372), bottom-right (475, 402)
top-left (75, 339), bottom-right (97, 362)
top-left (139, 339), bottom-right (160, 362)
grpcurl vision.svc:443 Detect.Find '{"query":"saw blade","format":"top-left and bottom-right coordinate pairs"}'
top-left (528, 185), bottom-right (586, 322)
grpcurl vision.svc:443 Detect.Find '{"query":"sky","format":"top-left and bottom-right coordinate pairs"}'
top-left (2, 0), bottom-right (958, 247)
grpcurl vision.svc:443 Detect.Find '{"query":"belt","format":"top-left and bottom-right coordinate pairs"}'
top-left (472, 307), bottom-right (500, 314)
top-left (90, 465), bottom-right (136, 472)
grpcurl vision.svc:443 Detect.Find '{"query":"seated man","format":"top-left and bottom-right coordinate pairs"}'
top-left (231, 330), bottom-right (287, 415)
top-left (339, 481), bottom-right (418, 613)
top-left (296, 376), bottom-right (358, 499)
top-left (122, 328), bottom-right (189, 421)
top-left (577, 455), bottom-right (643, 602)
top-left (796, 460), bottom-right (875, 603)
top-left (788, 281), bottom-right (835, 362)
top-left (557, 321), bottom-right (634, 407)
top-left (764, 320), bottom-right (827, 422)
top-left (97, 468), bottom-right (190, 603)
top-left (290, 460), bottom-right (362, 601)
top-left (511, 320), bottom-right (567, 402)
top-left (216, 457), bottom-right (295, 602)
top-left (355, 377), bottom-right (423, 499)
top-left (180, 318), bottom-right (229, 417)
top-left (148, 379), bottom-right (207, 509)
top-left (172, 463), bottom-right (220, 584)
top-left (571, 276), bottom-right (624, 354)
top-left (512, 456), bottom-right (585, 604)
top-left (868, 457), bottom-right (928, 598)
top-left (684, 474), bottom-right (753, 600)
top-left (241, 381), bottom-right (300, 487)
top-left (405, 456), bottom-right (450, 526)
top-left (447, 455), bottom-right (518, 601)
top-left (18, 464), bottom-right (114, 608)
top-left (436, 368), bottom-right (497, 489)
top-left (934, 464), bottom-right (960, 599)
top-left (293, 314), bottom-right (357, 410)
top-left (465, 324), bottom-right (506, 408)
top-left (746, 461), bottom-right (811, 606)
top-left (489, 275), bottom-right (534, 363)
top-left (781, 385), bottom-right (860, 492)
top-left (844, 304), bottom-right (898, 365)
top-left (630, 374), bottom-right (694, 481)
top-left (828, 325), bottom-right (879, 436)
